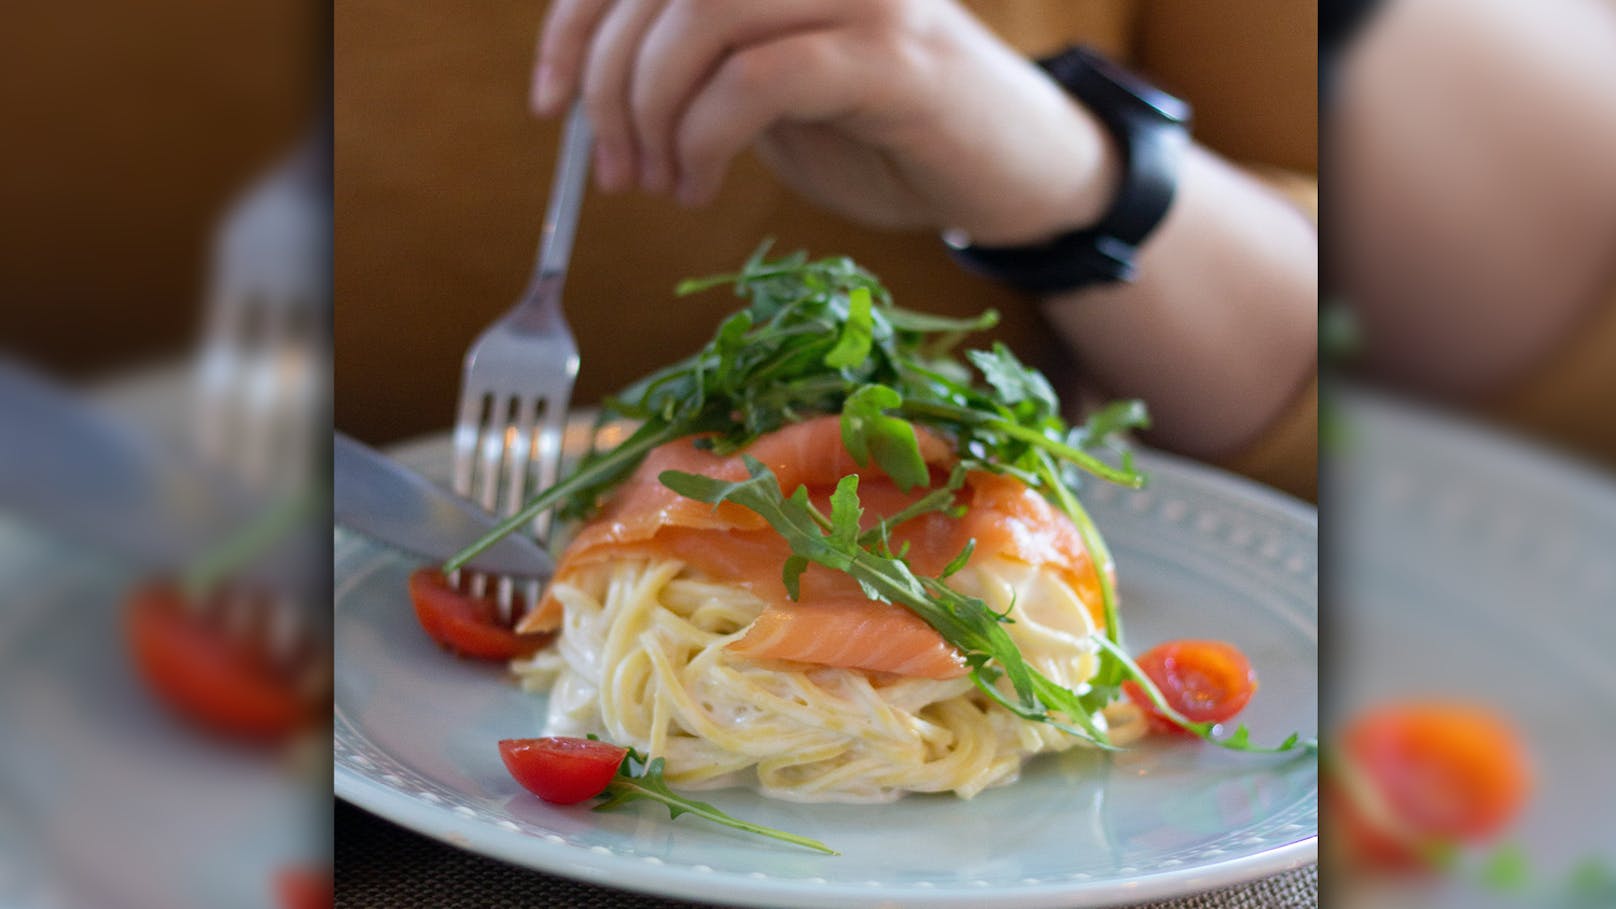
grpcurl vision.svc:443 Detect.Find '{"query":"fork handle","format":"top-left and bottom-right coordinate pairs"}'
top-left (534, 102), bottom-right (592, 287)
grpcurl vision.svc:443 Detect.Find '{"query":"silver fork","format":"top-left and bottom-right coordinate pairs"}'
top-left (189, 129), bottom-right (329, 682)
top-left (451, 103), bottom-right (588, 617)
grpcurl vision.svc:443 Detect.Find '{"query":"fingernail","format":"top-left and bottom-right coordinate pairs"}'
top-left (531, 64), bottom-right (559, 116)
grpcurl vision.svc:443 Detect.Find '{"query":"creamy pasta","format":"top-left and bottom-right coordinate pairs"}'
top-left (512, 556), bottom-right (1144, 803)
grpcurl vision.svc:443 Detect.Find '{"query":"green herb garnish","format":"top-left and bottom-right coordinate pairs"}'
top-left (445, 242), bottom-right (1143, 571)
top-left (661, 460), bottom-right (1111, 745)
top-left (447, 242), bottom-right (1312, 753)
top-left (184, 486), bottom-right (316, 599)
top-left (662, 457), bottom-right (1311, 753)
top-left (596, 744), bottom-right (837, 855)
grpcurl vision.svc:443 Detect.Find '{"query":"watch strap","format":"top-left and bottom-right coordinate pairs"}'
top-left (947, 46), bottom-right (1190, 294)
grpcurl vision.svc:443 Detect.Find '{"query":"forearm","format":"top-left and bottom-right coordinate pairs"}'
top-left (525, 0), bottom-right (1318, 461)
top-left (1334, 0), bottom-right (1616, 400)
top-left (1040, 145), bottom-right (1318, 458)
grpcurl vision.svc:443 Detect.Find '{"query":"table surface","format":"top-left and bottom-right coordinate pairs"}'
top-left (336, 802), bottom-right (1317, 909)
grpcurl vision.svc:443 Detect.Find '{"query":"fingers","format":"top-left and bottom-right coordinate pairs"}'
top-left (580, 0), bottom-right (665, 191)
top-left (532, 0), bottom-right (612, 116)
top-left (674, 30), bottom-right (863, 206)
top-left (535, 0), bottom-right (875, 202)
top-left (629, 0), bottom-right (854, 194)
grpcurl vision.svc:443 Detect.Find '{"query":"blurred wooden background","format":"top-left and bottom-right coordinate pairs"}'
top-left (1, 0), bottom-right (318, 376)
top-left (334, 0), bottom-right (1315, 445)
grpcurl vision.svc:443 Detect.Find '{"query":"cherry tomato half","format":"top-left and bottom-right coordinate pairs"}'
top-left (1332, 702), bottom-right (1531, 866)
top-left (274, 866), bottom-right (333, 909)
top-left (125, 582), bottom-right (314, 743)
top-left (1123, 639), bottom-right (1258, 734)
top-left (499, 737), bottom-right (629, 805)
top-left (409, 568), bottom-right (551, 660)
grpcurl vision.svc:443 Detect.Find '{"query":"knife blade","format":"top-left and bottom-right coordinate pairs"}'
top-left (333, 432), bottom-right (554, 579)
top-left (0, 358), bottom-right (251, 572)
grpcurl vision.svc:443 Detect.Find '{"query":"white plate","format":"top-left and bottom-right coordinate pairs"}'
top-left (335, 426), bottom-right (1318, 908)
top-left (1332, 390), bottom-right (1616, 908)
top-left (0, 365), bottom-right (321, 909)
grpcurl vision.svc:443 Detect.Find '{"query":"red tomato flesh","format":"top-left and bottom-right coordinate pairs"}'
top-left (1123, 639), bottom-right (1258, 734)
top-left (274, 866), bottom-right (333, 909)
top-left (125, 582), bottom-right (313, 743)
top-left (499, 737), bottom-right (629, 805)
top-left (1334, 702), bottom-right (1531, 866)
top-left (409, 568), bottom-right (552, 660)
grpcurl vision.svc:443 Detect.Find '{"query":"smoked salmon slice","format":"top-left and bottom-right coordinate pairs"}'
top-left (521, 416), bottom-right (1106, 680)
top-left (726, 598), bottom-right (969, 680)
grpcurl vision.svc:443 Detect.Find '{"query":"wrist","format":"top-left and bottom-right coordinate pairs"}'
top-left (944, 46), bottom-right (1191, 294)
top-left (958, 91), bottom-right (1123, 247)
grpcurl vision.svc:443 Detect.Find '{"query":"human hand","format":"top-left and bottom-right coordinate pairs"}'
top-left (531, 0), bottom-right (1118, 245)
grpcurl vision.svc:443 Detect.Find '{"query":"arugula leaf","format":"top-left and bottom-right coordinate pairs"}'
top-left (840, 384), bottom-right (929, 491)
top-left (781, 554), bottom-right (809, 601)
top-left (1568, 857), bottom-right (1616, 903)
top-left (596, 747), bottom-right (837, 855)
top-left (1480, 844), bottom-right (1532, 892)
top-left (967, 343), bottom-right (1058, 417)
top-left (826, 475), bottom-right (863, 551)
top-left (183, 486), bottom-right (316, 599)
top-left (882, 308), bottom-right (999, 334)
top-left (711, 310), bottom-right (754, 393)
top-left (940, 539), bottom-right (975, 578)
top-left (823, 286), bottom-right (874, 368)
top-left (1071, 399), bottom-right (1151, 452)
top-left (857, 464), bottom-right (968, 551)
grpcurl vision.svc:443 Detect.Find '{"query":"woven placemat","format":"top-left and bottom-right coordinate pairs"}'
top-left (336, 803), bottom-right (1316, 908)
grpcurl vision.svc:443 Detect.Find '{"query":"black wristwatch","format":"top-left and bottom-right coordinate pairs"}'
top-left (946, 45), bottom-right (1191, 294)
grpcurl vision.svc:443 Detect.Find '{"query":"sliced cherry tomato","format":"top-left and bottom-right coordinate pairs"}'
top-left (1332, 702), bottom-right (1531, 866)
top-left (1123, 639), bottom-right (1258, 734)
top-left (1324, 775), bottom-right (1419, 869)
top-left (499, 736), bottom-right (629, 805)
top-left (409, 568), bottom-right (551, 660)
top-left (274, 866), bottom-right (333, 909)
top-left (125, 582), bottom-right (313, 743)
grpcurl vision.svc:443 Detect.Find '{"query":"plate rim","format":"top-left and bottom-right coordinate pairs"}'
top-left (335, 764), bottom-right (1316, 909)
top-left (336, 434), bottom-right (1317, 908)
